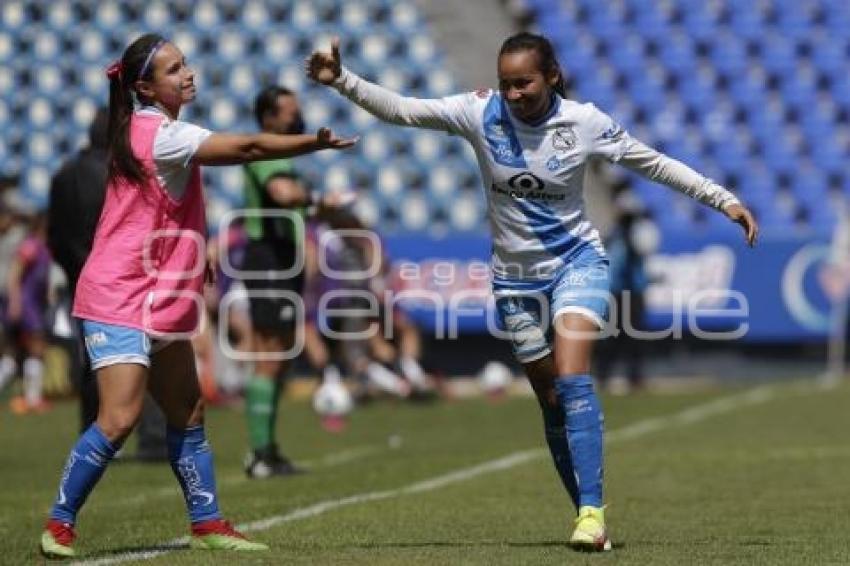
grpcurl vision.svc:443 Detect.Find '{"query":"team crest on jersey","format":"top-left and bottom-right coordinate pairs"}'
top-left (552, 126), bottom-right (577, 153)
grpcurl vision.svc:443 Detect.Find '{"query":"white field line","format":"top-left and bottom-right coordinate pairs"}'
top-left (73, 385), bottom-right (778, 566)
top-left (97, 444), bottom-right (388, 510)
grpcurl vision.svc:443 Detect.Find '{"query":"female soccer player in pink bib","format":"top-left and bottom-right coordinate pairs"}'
top-left (308, 32), bottom-right (757, 551)
top-left (39, 33), bottom-right (356, 559)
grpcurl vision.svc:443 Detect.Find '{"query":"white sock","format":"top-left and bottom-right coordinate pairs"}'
top-left (400, 356), bottom-right (429, 390)
top-left (366, 362), bottom-right (409, 397)
top-left (22, 357), bottom-right (44, 407)
top-left (323, 364), bottom-right (342, 385)
top-left (0, 355), bottom-right (16, 391)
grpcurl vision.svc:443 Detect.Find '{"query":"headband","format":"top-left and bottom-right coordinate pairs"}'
top-left (104, 39), bottom-right (167, 83)
top-left (137, 39), bottom-right (167, 81)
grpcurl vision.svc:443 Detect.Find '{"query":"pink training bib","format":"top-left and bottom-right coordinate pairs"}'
top-left (73, 113), bottom-right (207, 335)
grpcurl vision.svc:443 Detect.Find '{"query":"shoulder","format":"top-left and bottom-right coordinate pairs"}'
top-left (453, 88), bottom-right (497, 111)
top-left (156, 117), bottom-right (211, 140)
top-left (473, 88), bottom-right (494, 100)
top-left (560, 100), bottom-right (605, 121)
top-left (565, 101), bottom-right (623, 137)
top-left (151, 116), bottom-right (212, 164)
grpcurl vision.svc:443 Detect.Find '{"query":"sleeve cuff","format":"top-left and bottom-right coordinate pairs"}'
top-left (332, 66), bottom-right (352, 90)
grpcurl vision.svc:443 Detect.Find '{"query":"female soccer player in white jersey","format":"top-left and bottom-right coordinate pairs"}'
top-left (308, 32), bottom-right (758, 552)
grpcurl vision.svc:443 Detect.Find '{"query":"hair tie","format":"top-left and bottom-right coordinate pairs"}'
top-left (105, 60), bottom-right (123, 81)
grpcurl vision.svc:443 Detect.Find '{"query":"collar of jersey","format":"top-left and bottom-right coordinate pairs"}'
top-left (511, 93), bottom-right (561, 128)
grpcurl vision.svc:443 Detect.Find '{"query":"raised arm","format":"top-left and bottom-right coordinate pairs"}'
top-left (194, 127), bottom-right (356, 166)
top-left (307, 38), bottom-right (473, 135)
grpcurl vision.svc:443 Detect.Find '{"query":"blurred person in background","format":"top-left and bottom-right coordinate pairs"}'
top-left (595, 189), bottom-right (660, 394)
top-left (0, 183), bottom-right (27, 395)
top-left (6, 208), bottom-right (51, 414)
top-left (39, 33), bottom-right (354, 558)
top-left (47, 107), bottom-right (110, 430)
top-left (309, 31), bottom-right (757, 551)
top-left (307, 212), bottom-right (434, 401)
top-left (302, 217), bottom-right (345, 389)
top-left (240, 85), bottom-right (355, 479)
top-left (211, 221), bottom-right (253, 398)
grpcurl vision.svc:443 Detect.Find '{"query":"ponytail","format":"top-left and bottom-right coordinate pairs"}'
top-left (499, 32), bottom-right (568, 99)
top-left (105, 33), bottom-right (167, 185)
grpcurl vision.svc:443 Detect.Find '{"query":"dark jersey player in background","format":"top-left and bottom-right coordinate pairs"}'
top-left (240, 86), bottom-right (353, 478)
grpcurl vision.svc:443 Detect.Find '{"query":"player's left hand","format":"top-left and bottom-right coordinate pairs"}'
top-left (723, 203), bottom-right (758, 247)
top-left (317, 127), bottom-right (359, 149)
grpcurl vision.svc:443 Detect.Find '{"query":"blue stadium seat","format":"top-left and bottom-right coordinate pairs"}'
top-left (710, 34), bottom-right (749, 77)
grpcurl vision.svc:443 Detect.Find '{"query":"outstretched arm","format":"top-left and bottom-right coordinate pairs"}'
top-left (618, 141), bottom-right (758, 246)
top-left (194, 127), bottom-right (357, 166)
top-left (584, 104), bottom-right (758, 246)
top-left (307, 38), bottom-right (473, 135)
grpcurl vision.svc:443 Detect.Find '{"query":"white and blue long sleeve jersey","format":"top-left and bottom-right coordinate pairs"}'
top-left (333, 67), bottom-right (739, 282)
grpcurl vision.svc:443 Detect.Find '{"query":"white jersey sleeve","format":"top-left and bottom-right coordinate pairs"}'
top-left (152, 119), bottom-right (212, 200)
top-left (332, 67), bottom-right (477, 137)
top-left (618, 140), bottom-right (740, 211)
top-left (582, 102), bottom-right (632, 162)
top-left (583, 103), bottom-right (739, 211)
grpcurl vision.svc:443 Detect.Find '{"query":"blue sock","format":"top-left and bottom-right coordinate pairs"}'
top-left (540, 402), bottom-right (579, 510)
top-left (50, 424), bottom-right (120, 524)
top-left (167, 425), bottom-right (221, 524)
top-left (554, 374), bottom-right (604, 508)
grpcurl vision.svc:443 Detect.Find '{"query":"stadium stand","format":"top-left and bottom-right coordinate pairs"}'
top-left (522, 0), bottom-right (849, 237)
top-left (0, 0), bottom-right (484, 235)
top-left (5, 1), bottom-right (847, 240)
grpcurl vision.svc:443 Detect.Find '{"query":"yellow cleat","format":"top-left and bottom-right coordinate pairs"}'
top-left (569, 506), bottom-right (612, 552)
top-left (40, 520), bottom-right (76, 559)
top-left (189, 519), bottom-right (269, 551)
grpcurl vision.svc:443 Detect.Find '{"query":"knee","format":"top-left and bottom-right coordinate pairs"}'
top-left (553, 350), bottom-right (591, 376)
top-left (97, 408), bottom-right (141, 443)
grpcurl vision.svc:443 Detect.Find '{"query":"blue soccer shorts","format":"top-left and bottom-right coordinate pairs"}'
top-left (80, 320), bottom-right (173, 371)
top-left (493, 258), bottom-right (611, 364)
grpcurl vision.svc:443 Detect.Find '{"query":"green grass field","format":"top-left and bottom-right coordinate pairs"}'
top-left (3, 379), bottom-right (850, 565)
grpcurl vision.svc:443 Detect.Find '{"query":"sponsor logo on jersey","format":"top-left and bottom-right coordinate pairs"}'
top-left (508, 172), bottom-right (545, 192)
top-left (490, 171), bottom-right (564, 201)
top-left (552, 125), bottom-right (577, 153)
